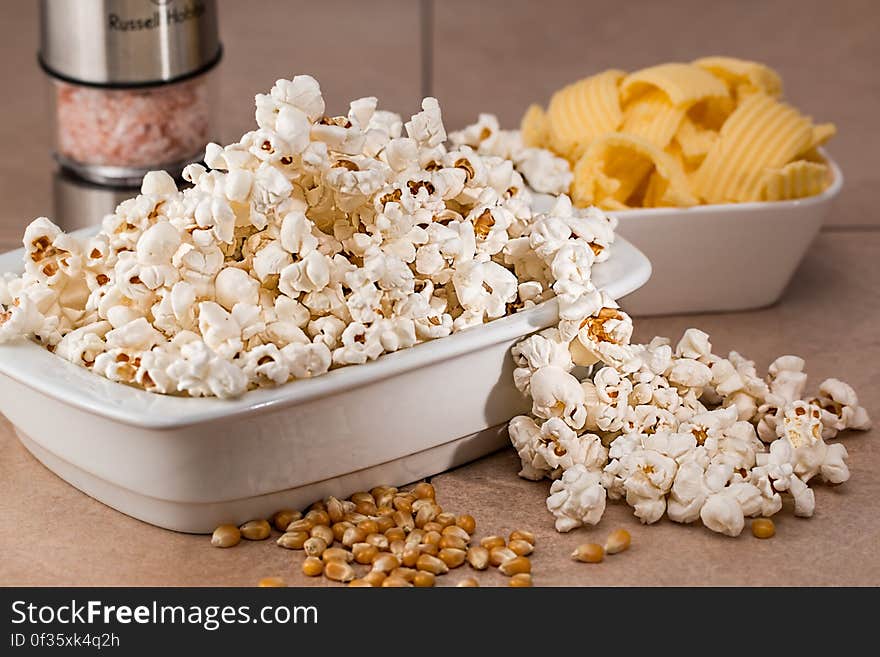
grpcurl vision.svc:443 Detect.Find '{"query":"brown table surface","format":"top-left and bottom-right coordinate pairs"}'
top-left (0, 1), bottom-right (878, 586)
top-left (1, 231), bottom-right (877, 587)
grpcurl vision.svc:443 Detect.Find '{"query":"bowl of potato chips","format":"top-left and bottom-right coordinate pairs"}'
top-left (523, 57), bottom-right (840, 315)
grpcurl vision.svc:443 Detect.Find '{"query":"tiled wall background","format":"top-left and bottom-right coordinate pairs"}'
top-left (2, 0), bottom-right (879, 251)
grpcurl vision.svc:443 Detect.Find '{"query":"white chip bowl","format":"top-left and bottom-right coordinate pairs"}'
top-left (534, 151), bottom-right (842, 316)
top-left (0, 227), bottom-right (650, 533)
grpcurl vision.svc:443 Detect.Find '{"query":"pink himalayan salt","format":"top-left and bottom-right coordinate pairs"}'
top-left (55, 76), bottom-right (210, 169)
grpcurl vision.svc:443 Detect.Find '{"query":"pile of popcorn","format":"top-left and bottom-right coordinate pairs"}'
top-left (506, 323), bottom-right (871, 536)
top-left (0, 75), bottom-right (609, 398)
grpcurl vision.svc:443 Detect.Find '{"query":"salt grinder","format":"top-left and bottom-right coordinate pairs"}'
top-left (39, 0), bottom-right (222, 186)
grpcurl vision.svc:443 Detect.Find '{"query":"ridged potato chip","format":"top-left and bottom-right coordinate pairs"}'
top-left (687, 94), bottom-right (737, 131)
top-left (807, 122), bottom-right (837, 151)
top-left (693, 56), bottom-right (783, 98)
top-left (673, 117), bottom-right (718, 167)
top-left (523, 57), bottom-right (835, 207)
top-left (692, 93), bottom-right (814, 203)
top-left (642, 169), bottom-right (699, 207)
top-left (761, 160), bottom-right (830, 201)
top-left (621, 63), bottom-right (729, 107)
top-left (520, 103), bottom-right (549, 148)
top-left (547, 70), bottom-right (625, 161)
top-left (571, 132), bottom-right (697, 209)
top-left (664, 140), bottom-right (689, 173)
top-left (799, 147), bottom-right (828, 163)
top-left (621, 89), bottom-right (685, 148)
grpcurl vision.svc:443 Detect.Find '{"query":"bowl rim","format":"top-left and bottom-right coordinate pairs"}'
top-left (0, 233), bottom-right (650, 430)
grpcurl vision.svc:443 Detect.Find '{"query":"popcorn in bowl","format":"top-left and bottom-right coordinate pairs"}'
top-left (0, 74), bottom-right (618, 399)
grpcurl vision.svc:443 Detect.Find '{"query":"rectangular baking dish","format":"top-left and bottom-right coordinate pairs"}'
top-left (533, 151), bottom-right (842, 316)
top-left (0, 228), bottom-right (650, 532)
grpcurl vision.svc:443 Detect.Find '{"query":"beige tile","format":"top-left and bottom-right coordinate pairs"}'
top-left (0, 232), bottom-right (876, 586)
top-left (432, 0), bottom-right (880, 226)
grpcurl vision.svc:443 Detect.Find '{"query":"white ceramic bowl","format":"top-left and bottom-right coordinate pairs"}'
top-left (0, 228), bottom-right (650, 532)
top-left (535, 151), bottom-right (842, 316)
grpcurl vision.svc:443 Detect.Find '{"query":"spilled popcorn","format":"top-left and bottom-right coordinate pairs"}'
top-left (505, 324), bottom-right (871, 536)
top-left (440, 111), bottom-right (873, 538)
top-left (0, 75), bottom-right (613, 397)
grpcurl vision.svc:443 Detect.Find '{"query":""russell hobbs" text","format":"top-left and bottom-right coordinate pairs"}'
top-left (108, 1), bottom-right (205, 31)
